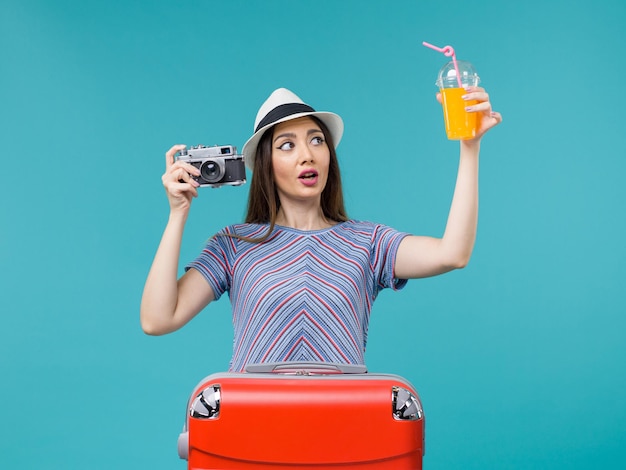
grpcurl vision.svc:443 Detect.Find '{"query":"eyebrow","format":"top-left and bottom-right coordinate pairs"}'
top-left (273, 128), bottom-right (322, 144)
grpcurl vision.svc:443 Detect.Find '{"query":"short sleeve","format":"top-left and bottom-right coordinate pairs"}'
top-left (185, 228), bottom-right (234, 301)
top-left (370, 224), bottom-right (410, 293)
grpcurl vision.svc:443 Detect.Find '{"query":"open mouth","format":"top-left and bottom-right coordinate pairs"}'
top-left (299, 171), bottom-right (318, 180)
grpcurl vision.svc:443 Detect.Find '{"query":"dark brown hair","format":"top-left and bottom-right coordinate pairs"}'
top-left (235, 116), bottom-right (348, 243)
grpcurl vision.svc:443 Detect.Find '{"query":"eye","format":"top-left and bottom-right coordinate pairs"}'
top-left (277, 141), bottom-right (294, 151)
top-left (311, 135), bottom-right (325, 145)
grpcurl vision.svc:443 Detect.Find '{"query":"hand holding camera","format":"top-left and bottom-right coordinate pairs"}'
top-left (162, 144), bottom-right (247, 213)
top-left (176, 145), bottom-right (246, 188)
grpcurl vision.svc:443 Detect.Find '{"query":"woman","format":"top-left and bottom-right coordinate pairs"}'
top-left (140, 88), bottom-right (502, 372)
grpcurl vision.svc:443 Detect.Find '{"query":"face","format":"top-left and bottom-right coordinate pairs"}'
top-left (271, 116), bottom-right (330, 205)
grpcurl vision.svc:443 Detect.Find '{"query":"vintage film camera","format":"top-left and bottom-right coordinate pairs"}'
top-left (176, 145), bottom-right (246, 188)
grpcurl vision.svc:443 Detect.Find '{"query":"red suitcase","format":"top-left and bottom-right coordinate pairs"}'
top-left (178, 362), bottom-right (425, 469)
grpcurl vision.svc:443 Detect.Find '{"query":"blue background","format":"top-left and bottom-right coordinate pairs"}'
top-left (1, 0), bottom-right (625, 468)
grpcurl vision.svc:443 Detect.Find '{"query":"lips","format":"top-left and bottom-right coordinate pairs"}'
top-left (298, 169), bottom-right (319, 186)
top-left (299, 170), bottom-right (318, 179)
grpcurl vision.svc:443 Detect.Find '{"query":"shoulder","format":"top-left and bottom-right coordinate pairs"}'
top-left (334, 219), bottom-right (376, 231)
top-left (326, 220), bottom-right (384, 244)
top-left (220, 223), bottom-right (269, 238)
top-left (207, 223), bottom-right (269, 251)
top-left (335, 220), bottom-right (410, 249)
top-left (334, 219), bottom-right (397, 236)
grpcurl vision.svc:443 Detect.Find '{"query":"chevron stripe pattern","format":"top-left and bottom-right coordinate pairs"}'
top-left (186, 220), bottom-right (409, 371)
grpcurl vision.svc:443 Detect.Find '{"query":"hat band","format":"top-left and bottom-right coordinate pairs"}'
top-left (255, 103), bottom-right (315, 132)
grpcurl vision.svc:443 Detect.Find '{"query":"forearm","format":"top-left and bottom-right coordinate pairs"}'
top-left (440, 140), bottom-right (480, 267)
top-left (140, 211), bottom-right (188, 334)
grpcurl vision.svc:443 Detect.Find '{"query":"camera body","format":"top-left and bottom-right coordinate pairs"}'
top-left (176, 145), bottom-right (246, 188)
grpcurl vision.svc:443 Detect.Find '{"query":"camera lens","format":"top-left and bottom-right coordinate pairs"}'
top-left (200, 159), bottom-right (225, 183)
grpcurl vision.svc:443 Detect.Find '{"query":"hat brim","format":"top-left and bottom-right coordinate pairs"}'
top-left (242, 111), bottom-right (344, 171)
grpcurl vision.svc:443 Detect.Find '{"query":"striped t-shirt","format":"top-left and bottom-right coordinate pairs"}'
top-left (186, 220), bottom-right (409, 372)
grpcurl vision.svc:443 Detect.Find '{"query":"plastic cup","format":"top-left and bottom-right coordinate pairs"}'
top-left (436, 60), bottom-right (480, 140)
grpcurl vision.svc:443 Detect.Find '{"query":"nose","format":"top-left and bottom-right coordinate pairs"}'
top-left (299, 145), bottom-right (314, 165)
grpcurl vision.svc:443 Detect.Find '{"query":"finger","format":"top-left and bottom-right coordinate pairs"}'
top-left (464, 101), bottom-right (492, 113)
top-left (490, 111), bottom-right (503, 124)
top-left (463, 91), bottom-right (489, 103)
top-left (463, 85), bottom-right (484, 92)
top-left (164, 167), bottom-right (200, 187)
top-left (169, 160), bottom-right (201, 178)
top-left (165, 144), bottom-right (187, 170)
top-left (174, 167), bottom-right (192, 184)
top-left (478, 111), bottom-right (503, 135)
top-left (176, 182), bottom-right (199, 199)
top-left (180, 182), bottom-right (199, 199)
top-left (165, 180), bottom-right (199, 199)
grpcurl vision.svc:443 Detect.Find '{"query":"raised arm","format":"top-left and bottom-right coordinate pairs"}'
top-left (394, 86), bottom-right (502, 279)
top-left (140, 145), bottom-right (215, 335)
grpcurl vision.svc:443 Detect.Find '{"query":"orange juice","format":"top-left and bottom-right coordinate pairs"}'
top-left (440, 87), bottom-right (478, 140)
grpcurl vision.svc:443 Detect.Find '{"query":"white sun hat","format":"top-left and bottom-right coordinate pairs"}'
top-left (241, 88), bottom-right (344, 170)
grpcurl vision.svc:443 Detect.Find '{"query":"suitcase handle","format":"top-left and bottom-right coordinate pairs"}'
top-left (245, 361), bottom-right (367, 375)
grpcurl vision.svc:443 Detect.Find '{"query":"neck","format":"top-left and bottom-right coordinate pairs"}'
top-left (275, 204), bottom-right (334, 231)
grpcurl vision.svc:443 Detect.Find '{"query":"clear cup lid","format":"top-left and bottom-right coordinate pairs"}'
top-left (436, 60), bottom-right (480, 88)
